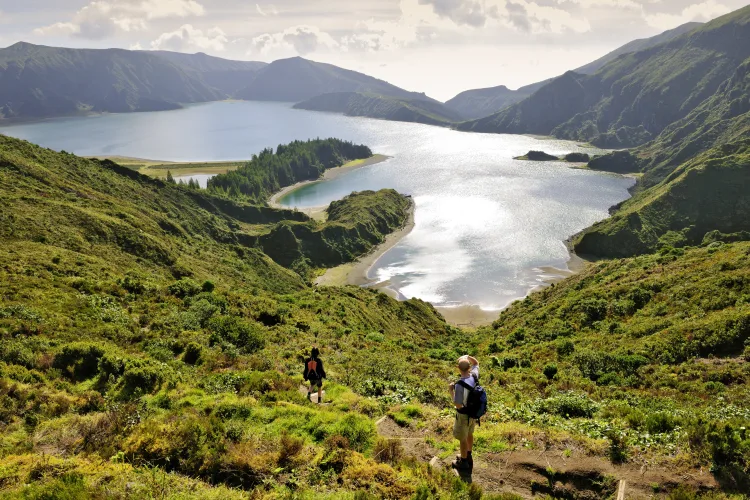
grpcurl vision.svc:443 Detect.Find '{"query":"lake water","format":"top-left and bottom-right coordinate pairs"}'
top-left (0, 101), bottom-right (634, 310)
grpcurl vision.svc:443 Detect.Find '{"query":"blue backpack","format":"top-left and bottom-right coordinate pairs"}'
top-left (457, 376), bottom-right (488, 422)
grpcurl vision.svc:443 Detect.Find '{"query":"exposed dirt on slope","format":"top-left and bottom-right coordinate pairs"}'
top-left (376, 416), bottom-right (719, 498)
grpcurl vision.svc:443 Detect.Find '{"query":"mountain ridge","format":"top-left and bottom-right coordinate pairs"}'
top-left (445, 21), bottom-right (704, 121)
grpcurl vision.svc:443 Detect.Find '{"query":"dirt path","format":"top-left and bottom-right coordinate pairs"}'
top-left (375, 416), bottom-right (718, 498)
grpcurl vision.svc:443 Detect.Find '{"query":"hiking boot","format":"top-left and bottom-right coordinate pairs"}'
top-left (451, 457), bottom-right (471, 471)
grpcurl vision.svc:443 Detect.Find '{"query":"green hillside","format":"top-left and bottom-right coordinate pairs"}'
top-left (575, 140), bottom-right (750, 258)
top-left (457, 6), bottom-right (750, 152)
top-left (445, 22), bottom-right (701, 121)
top-left (207, 138), bottom-right (373, 203)
top-left (293, 92), bottom-right (462, 125)
top-left (0, 43), bottom-right (227, 119)
top-left (1, 134), bottom-right (749, 498)
top-left (235, 56), bottom-right (438, 104)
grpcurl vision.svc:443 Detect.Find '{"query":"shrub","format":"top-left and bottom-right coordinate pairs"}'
top-left (535, 392), bottom-right (599, 418)
top-left (201, 280), bottom-right (215, 293)
top-left (53, 343), bottom-right (107, 381)
top-left (645, 412), bottom-right (680, 434)
top-left (328, 414), bottom-right (375, 452)
top-left (208, 316), bottom-right (265, 354)
top-left (542, 364), bottom-right (558, 380)
top-left (607, 429), bottom-right (628, 463)
top-left (278, 432), bottom-right (305, 465)
top-left (556, 339), bottom-right (575, 358)
top-left (373, 437), bottom-right (403, 464)
top-left (183, 342), bottom-right (202, 365)
top-left (168, 279), bottom-right (201, 299)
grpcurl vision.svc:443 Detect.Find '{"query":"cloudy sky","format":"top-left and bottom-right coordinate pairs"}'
top-left (0, 0), bottom-right (746, 100)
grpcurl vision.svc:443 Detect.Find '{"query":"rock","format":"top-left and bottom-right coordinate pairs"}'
top-left (564, 152), bottom-right (591, 162)
top-left (515, 150), bottom-right (560, 161)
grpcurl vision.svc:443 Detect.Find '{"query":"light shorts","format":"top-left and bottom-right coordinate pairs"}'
top-left (453, 413), bottom-right (476, 440)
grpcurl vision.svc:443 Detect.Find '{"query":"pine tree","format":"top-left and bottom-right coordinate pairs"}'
top-left (166, 170), bottom-right (175, 184)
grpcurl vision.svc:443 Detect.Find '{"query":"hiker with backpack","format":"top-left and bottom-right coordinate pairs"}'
top-left (303, 347), bottom-right (326, 403)
top-left (449, 355), bottom-right (485, 473)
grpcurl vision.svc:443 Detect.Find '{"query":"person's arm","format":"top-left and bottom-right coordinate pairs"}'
top-left (466, 356), bottom-right (478, 367)
top-left (319, 359), bottom-right (326, 379)
top-left (453, 383), bottom-right (465, 409)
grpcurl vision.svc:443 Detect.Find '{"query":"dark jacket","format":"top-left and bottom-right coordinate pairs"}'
top-left (303, 357), bottom-right (326, 380)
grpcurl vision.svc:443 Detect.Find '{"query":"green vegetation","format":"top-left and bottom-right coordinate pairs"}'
top-left (457, 5), bottom-right (750, 167)
top-left (3, 129), bottom-right (749, 498)
top-left (0, 43), bottom-right (240, 119)
top-left (258, 189), bottom-right (412, 276)
top-left (294, 92), bottom-right (462, 126)
top-left (207, 138), bottom-right (372, 203)
top-left (576, 140), bottom-right (750, 257)
top-left (446, 22), bottom-right (700, 121)
top-left (513, 151), bottom-right (560, 161)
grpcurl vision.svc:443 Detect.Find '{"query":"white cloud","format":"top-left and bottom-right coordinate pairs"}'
top-left (249, 25), bottom-right (340, 58)
top-left (644, 0), bottom-right (731, 29)
top-left (34, 22), bottom-right (80, 36)
top-left (33, 0), bottom-right (205, 40)
top-left (255, 4), bottom-right (278, 17)
top-left (151, 24), bottom-right (227, 52)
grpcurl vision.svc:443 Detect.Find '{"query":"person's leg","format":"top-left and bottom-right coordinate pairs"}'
top-left (317, 382), bottom-right (323, 403)
top-left (467, 432), bottom-right (473, 453)
top-left (459, 438), bottom-right (468, 458)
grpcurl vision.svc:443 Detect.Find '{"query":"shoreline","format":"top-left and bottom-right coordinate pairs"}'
top-left (268, 154), bottom-right (390, 221)
top-left (315, 200), bottom-right (416, 287)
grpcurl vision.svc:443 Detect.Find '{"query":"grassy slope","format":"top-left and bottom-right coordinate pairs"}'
top-left (575, 140), bottom-right (750, 258)
top-left (293, 92), bottom-right (462, 125)
top-left (0, 135), bottom-right (468, 498)
top-left (1, 135), bottom-right (749, 497)
top-left (446, 22), bottom-right (701, 122)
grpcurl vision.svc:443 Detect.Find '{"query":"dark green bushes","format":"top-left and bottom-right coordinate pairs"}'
top-left (207, 316), bottom-right (265, 354)
top-left (208, 139), bottom-right (372, 203)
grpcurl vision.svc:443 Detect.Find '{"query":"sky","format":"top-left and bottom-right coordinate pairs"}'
top-left (0, 0), bottom-right (747, 100)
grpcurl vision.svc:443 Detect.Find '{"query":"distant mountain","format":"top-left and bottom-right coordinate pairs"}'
top-left (235, 57), bottom-right (438, 104)
top-left (0, 42), bottom-right (228, 119)
top-left (457, 6), bottom-right (750, 153)
top-left (147, 50), bottom-right (267, 95)
top-left (445, 22), bottom-right (703, 120)
top-left (574, 22), bottom-right (702, 74)
top-left (293, 92), bottom-right (463, 126)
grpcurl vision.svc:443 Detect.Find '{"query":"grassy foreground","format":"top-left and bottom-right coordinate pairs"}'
top-left (1, 134), bottom-right (749, 498)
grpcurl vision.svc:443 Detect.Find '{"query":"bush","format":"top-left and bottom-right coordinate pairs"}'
top-left (328, 414), bottom-right (375, 452)
top-left (535, 392), bottom-right (599, 418)
top-left (556, 339), bottom-right (575, 358)
top-left (645, 412), bottom-right (680, 434)
top-left (53, 343), bottom-right (106, 381)
top-left (373, 437), bottom-right (403, 464)
top-left (542, 364), bottom-right (558, 380)
top-left (183, 342), bottom-right (202, 365)
top-left (201, 280), bottom-right (215, 293)
top-left (168, 279), bottom-right (202, 299)
top-left (208, 316), bottom-right (265, 354)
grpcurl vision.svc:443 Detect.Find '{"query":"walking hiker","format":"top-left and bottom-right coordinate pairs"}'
top-left (303, 347), bottom-right (326, 403)
top-left (449, 355), bottom-right (485, 473)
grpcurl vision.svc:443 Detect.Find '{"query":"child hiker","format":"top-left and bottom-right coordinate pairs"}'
top-left (303, 347), bottom-right (326, 403)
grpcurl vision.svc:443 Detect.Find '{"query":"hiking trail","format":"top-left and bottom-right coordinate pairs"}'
top-left (375, 416), bottom-right (718, 498)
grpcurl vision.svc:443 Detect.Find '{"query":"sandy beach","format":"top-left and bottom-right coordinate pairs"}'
top-left (315, 201), bottom-right (415, 287)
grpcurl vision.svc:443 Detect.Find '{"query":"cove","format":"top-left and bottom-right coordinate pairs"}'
top-left (0, 100), bottom-right (635, 312)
